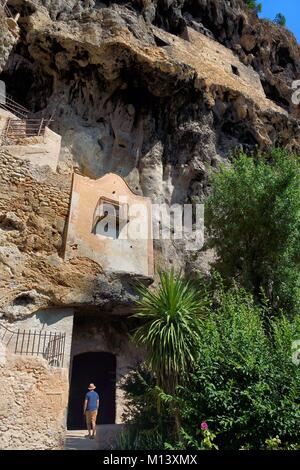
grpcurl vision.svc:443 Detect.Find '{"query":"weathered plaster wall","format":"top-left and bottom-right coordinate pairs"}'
top-left (65, 173), bottom-right (154, 277)
top-left (0, 351), bottom-right (69, 450)
top-left (70, 314), bottom-right (143, 424)
top-left (0, 109), bottom-right (16, 133)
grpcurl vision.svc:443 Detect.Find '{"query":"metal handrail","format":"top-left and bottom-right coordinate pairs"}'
top-left (0, 322), bottom-right (66, 367)
top-left (0, 0), bottom-right (12, 17)
top-left (0, 92), bottom-right (29, 119)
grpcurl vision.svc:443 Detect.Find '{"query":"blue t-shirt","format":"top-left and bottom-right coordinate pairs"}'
top-left (85, 391), bottom-right (99, 411)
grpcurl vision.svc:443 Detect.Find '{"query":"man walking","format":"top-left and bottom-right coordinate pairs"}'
top-left (83, 383), bottom-right (99, 439)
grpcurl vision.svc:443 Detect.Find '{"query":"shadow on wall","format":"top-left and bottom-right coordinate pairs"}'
top-left (36, 310), bottom-right (70, 328)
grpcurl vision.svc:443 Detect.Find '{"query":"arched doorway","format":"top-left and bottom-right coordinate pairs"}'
top-left (67, 352), bottom-right (116, 430)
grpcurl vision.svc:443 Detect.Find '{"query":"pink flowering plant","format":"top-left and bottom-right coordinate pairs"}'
top-left (165, 421), bottom-right (218, 450)
top-left (198, 421), bottom-right (218, 450)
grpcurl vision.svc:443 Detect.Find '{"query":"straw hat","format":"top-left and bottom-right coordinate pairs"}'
top-left (88, 383), bottom-right (96, 390)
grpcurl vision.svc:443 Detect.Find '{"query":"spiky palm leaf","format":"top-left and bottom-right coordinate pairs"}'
top-left (133, 270), bottom-right (204, 394)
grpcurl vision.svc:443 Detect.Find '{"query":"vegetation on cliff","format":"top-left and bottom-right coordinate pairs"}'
top-left (206, 149), bottom-right (300, 316)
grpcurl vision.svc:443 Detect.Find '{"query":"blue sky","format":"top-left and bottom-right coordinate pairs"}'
top-left (259, 0), bottom-right (300, 42)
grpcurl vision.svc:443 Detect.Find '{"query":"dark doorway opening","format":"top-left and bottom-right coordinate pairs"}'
top-left (67, 352), bottom-right (116, 429)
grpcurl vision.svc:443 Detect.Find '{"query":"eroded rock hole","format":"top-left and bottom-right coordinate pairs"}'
top-left (13, 294), bottom-right (35, 307)
top-left (231, 65), bottom-right (240, 76)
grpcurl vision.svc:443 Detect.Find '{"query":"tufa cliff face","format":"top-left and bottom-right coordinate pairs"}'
top-left (0, 0), bottom-right (299, 319)
top-left (0, 11), bottom-right (18, 73)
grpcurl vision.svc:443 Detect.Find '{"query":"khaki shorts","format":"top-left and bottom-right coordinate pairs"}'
top-left (86, 410), bottom-right (98, 427)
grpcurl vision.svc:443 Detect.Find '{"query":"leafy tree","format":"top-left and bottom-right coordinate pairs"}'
top-left (205, 149), bottom-right (300, 315)
top-left (274, 13), bottom-right (287, 27)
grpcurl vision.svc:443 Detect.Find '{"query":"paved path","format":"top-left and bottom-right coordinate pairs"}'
top-left (65, 430), bottom-right (99, 450)
top-left (65, 425), bottom-right (126, 450)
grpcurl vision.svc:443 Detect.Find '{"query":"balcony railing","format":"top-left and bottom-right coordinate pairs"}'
top-left (0, 322), bottom-right (66, 367)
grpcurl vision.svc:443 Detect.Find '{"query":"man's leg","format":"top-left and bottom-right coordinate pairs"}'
top-left (86, 411), bottom-right (92, 437)
top-left (91, 411), bottom-right (97, 438)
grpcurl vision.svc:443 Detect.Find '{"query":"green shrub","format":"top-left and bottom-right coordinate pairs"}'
top-left (176, 286), bottom-right (300, 449)
top-left (246, 1), bottom-right (262, 13)
top-left (122, 281), bottom-right (300, 450)
top-left (118, 364), bottom-right (172, 450)
top-left (274, 13), bottom-right (286, 27)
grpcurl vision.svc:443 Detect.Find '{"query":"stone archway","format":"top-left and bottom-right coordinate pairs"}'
top-left (67, 351), bottom-right (116, 430)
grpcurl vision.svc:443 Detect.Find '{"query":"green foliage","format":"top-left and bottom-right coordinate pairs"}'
top-left (120, 364), bottom-right (220, 450)
top-left (274, 13), bottom-right (286, 27)
top-left (133, 270), bottom-right (206, 393)
top-left (121, 364), bottom-right (159, 428)
top-left (116, 427), bottom-right (165, 451)
top-left (116, 365), bottom-right (171, 450)
top-left (176, 285), bottom-right (300, 449)
top-left (165, 426), bottom-right (219, 451)
top-left (246, 0), bottom-right (262, 13)
top-left (265, 436), bottom-right (281, 450)
top-left (123, 280), bottom-right (300, 450)
top-left (201, 428), bottom-right (219, 450)
top-left (206, 149), bottom-right (300, 315)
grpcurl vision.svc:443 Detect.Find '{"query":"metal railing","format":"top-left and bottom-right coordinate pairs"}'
top-left (0, 91), bottom-right (54, 144)
top-left (4, 117), bottom-right (47, 137)
top-left (1, 117), bottom-right (53, 144)
top-left (0, 91), bottom-right (29, 119)
top-left (0, 0), bottom-right (12, 17)
top-left (0, 322), bottom-right (66, 367)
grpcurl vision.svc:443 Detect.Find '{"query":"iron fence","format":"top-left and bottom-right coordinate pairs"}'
top-left (0, 322), bottom-right (66, 367)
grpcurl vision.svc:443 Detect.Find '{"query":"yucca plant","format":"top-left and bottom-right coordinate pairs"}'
top-left (132, 270), bottom-right (205, 433)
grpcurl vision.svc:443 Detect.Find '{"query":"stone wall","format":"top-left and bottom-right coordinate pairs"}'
top-left (0, 308), bottom-right (74, 449)
top-left (0, 150), bottom-right (150, 319)
top-left (0, 351), bottom-right (69, 450)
